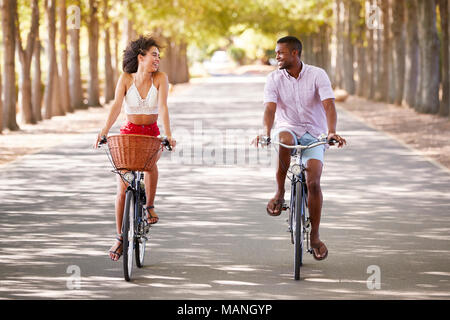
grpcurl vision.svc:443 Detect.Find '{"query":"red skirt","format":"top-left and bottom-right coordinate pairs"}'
top-left (119, 121), bottom-right (160, 137)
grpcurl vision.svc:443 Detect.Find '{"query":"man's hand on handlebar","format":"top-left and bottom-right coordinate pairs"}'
top-left (327, 132), bottom-right (346, 148)
top-left (252, 135), bottom-right (271, 148)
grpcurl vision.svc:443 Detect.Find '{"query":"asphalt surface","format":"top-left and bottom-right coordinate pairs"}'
top-left (0, 75), bottom-right (449, 300)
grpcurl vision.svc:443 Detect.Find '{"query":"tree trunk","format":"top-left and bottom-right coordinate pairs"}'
top-left (334, 0), bottom-right (343, 87)
top-left (438, 0), bottom-right (449, 116)
top-left (375, 26), bottom-right (382, 99)
top-left (32, 34), bottom-right (42, 122)
top-left (404, 0), bottom-right (419, 109)
top-left (388, 4), bottom-right (396, 105)
top-left (16, 0), bottom-right (39, 124)
top-left (112, 21), bottom-right (120, 83)
top-left (0, 59), bottom-right (3, 133)
top-left (159, 36), bottom-right (171, 81)
top-left (319, 24), bottom-right (331, 76)
top-left (103, 0), bottom-right (115, 103)
top-left (59, 0), bottom-right (72, 113)
top-left (1, 0), bottom-right (19, 131)
top-left (392, 0), bottom-right (405, 105)
top-left (366, 0), bottom-right (376, 99)
top-left (343, 0), bottom-right (355, 94)
top-left (44, 0), bottom-right (64, 119)
top-left (87, 0), bottom-right (101, 107)
top-left (175, 41), bottom-right (190, 84)
top-left (376, 0), bottom-right (390, 102)
top-left (355, 0), bottom-right (366, 97)
top-left (68, 0), bottom-right (85, 110)
top-left (122, 13), bottom-right (136, 51)
top-left (417, 0), bottom-right (440, 114)
top-left (169, 40), bottom-right (179, 84)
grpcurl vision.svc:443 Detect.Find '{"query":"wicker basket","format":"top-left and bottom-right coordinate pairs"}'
top-left (107, 134), bottom-right (162, 171)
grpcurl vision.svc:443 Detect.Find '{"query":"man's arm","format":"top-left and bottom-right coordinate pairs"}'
top-left (323, 98), bottom-right (337, 135)
top-left (263, 102), bottom-right (277, 137)
top-left (322, 98), bottom-right (346, 147)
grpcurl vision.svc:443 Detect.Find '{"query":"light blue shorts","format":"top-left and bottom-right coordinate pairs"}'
top-left (274, 130), bottom-right (325, 165)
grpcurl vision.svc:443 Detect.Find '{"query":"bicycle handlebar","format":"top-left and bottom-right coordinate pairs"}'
top-left (272, 139), bottom-right (337, 150)
top-left (98, 135), bottom-right (173, 151)
top-left (260, 135), bottom-right (337, 150)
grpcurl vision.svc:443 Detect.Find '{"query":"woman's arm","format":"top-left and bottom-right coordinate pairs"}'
top-left (94, 73), bottom-right (128, 147)
top-left (156, 72), bottom-right (176, 147)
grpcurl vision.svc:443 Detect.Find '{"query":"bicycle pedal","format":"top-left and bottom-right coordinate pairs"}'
top-left (282, 204), bottom-right (289, 211)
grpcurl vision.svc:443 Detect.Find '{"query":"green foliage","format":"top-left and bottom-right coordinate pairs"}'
top-left (228, 46), bottom-right (246, 65)
top-left (13, 0), bottom-right (336, 63)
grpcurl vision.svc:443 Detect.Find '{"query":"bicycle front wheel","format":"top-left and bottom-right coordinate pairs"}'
top-left (293, 180), bottom-right (303, 280)
top-left (135, 204), bottom-right (147, 268)
top-left (122, 190), bottom-right (135, 282)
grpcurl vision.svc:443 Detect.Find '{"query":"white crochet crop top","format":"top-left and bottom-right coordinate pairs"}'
top-left (123, 76), bottom-right (158, 115)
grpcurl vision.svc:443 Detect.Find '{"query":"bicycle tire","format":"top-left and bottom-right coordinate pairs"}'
top-left (293, 180), bottom-right (303, 280)
top-left (122, 190), bottom-right (135, 282)
top-left (135, 204), bottom-right (147, 268)
top-left (289, 181), bottom-right (295, 245)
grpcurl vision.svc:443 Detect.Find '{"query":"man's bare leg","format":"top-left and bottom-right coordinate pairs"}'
top-left (267, 132), bottom-right (294, 215)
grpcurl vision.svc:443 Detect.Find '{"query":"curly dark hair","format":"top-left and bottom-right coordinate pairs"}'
top-left (122, 35), bottom-right (161, 74)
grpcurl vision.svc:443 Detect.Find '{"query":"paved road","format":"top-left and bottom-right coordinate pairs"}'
top-left (0, 76), bottom-right (449, 300)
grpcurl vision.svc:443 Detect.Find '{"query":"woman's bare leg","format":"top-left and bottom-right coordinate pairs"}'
top-left (144, 150), bottom-right (162, 223)
top-left (109, 175), bottom-right (127, 261)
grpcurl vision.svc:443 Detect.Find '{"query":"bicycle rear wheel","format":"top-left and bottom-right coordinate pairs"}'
top-left (122, 190), bottom-right (135, 281)
top-left (293, 181), bottom-right (303, 280)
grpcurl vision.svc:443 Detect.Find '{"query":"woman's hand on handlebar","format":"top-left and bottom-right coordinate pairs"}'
top-left (167, 136), bottom-right (176, 149)
top-left (94, 128), bottom-right (109, 149)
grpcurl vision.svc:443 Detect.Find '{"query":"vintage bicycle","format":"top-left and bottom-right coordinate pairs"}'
top-left (261, 134), bottom-right (337, 280)
top-left (99, 134), bottom-right (171, 281)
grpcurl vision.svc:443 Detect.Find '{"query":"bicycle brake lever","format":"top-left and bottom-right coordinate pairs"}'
top-left (99, 136), bottom-right (108, 146)
top-left (327, 138), bottom-right (338, 145)
top-left (158, 135), bottom-right (172, 151)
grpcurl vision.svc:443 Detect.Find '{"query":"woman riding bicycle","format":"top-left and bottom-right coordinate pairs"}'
top-left (94, 35), bottom-right (176, 261)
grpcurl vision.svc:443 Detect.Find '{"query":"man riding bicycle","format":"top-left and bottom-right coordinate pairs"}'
top-left (254, 36), bottom-right (346, 261)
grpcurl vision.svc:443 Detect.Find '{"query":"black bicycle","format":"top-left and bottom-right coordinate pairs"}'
top-left (99, 134), bottom-right (172, 281)
top-left (263, 134), bottom-right (336, 280)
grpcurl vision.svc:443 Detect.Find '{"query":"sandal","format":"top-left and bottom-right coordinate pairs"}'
top-left (311, 241), bottom-right (328, 261)
top-left (266, 198), bottom-right (285, 216)
top-left (109, 235), bottom-right (123, 261)
top-left (144, 205), bottom-right (159, 225)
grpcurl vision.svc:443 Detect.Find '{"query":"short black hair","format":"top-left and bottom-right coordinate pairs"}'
top-left (277, 36), bottom-right (302, 58)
